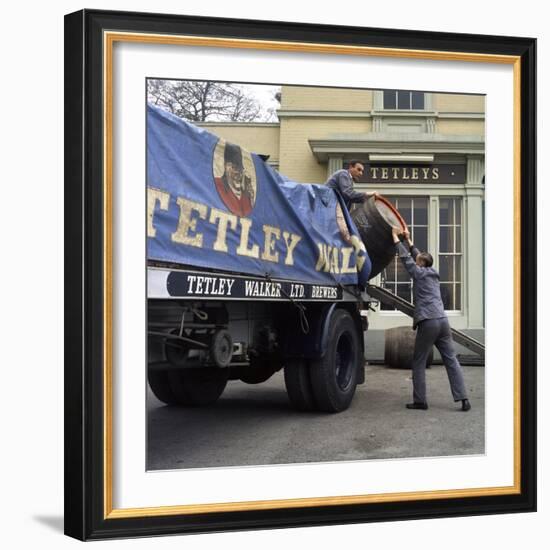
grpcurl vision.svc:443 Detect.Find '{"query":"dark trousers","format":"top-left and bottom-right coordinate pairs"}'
top-left (412, 318), bottom-right (468, 404)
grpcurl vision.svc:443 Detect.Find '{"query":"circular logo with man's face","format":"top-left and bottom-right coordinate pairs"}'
top-left (213, 139), bottom-right (257, 217)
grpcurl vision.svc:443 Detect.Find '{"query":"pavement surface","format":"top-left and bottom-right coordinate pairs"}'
top-left (147, 364), bottom-right (485, 471)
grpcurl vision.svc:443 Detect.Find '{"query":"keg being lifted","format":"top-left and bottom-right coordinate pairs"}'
top-left (351, 195), bottom-right (407, 279)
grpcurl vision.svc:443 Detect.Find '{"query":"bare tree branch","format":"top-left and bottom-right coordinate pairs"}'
top-left (147, 80), bottom-right (279, 122)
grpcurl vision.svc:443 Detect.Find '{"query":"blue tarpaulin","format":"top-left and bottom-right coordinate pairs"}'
top-left (147, 104), bottom-right (371, 286)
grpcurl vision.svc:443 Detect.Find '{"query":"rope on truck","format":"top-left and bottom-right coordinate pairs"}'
top-left (263, 273), bottom-right (310, 335)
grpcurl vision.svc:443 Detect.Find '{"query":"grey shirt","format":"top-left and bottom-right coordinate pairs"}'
top-left (396, 242), bottom-right (446, 328)
top-left (325, 169), bottom-right (365, 209)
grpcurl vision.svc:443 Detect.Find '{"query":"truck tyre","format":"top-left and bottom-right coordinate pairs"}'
top-left (284, 359), bottom-right (316, 411)
top-left (148, 336), bottom-right (179, 405)
top-left (148, 369), bottom-right (179, 405)
top-left (309, 309), bottom-right (361, 413)
top-left (167, 367), bottom-right (228, 406)
top-left (164, 329), bottom-right (189, 366)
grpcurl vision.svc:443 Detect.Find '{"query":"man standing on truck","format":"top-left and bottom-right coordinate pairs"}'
top-left (326, 160), bottom-right (378, 210)
top-left (391, 226), bottom-right (471, 412)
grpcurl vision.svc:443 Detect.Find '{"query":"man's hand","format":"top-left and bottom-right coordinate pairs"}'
top-left (403, 227), bottom-right (413, 247)
top-left (391, 226), bottom-right (401, 244)
top-left (364, 191), bottom-right (379, 200)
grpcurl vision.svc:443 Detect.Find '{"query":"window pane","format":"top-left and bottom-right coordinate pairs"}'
top-left (450, 200), bottom-right (458, 225)
top-left (413, 198), bottom-right (428, 225)
top-left (438, 198), bottom-right (462, 311)
top-left (396, 197), bottom-right (412, 224)
top-left (439, 198), bottom-right (451, 224)
top-left (439, 255), bottom-right (453, 281)
top-left (397, 284), bottom-right (411, 302)
top-left (396, 259), bottom-right (410, 282)
top-left (381, 268), bottom-right (394, 287)
top-left (383, 90), bottom-right (396, 109)
top-left (381, 279), bottom-right (396, 310)
top-left (454, 284), bottom-right (462, 310)
top-left (413, 227), bottom-right (428, 251)
top-left (397, 91), bottom-right (410, 109)
top-left (454, 257), bottom-right (462, 282)
top-left (381, 282), bottom-right (394, 293)
top-left (455, 226), bottom-right (462, 252)
top-left (411, 92), bottom-right (425, 110)
top-left (440, 283), bottom-right (453, 310)
top-left (381, 262), bottom-right (393, 282)
top-left (440, 226), bottom-right (453, 253)
top-left (379, 195), bottom-right (429, 310)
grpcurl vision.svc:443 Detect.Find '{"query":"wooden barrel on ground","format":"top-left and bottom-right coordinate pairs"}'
top-left (351, 196), bottom-right (407, 279)
top-left (384, 326), bottom-right (433, 369)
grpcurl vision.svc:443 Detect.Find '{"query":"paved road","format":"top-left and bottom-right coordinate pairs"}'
top-left (147, 365), bottom-right (484, 470)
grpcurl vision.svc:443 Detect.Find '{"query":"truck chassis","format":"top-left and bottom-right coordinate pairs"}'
top-left (148, 266), bottom-right (369, 413)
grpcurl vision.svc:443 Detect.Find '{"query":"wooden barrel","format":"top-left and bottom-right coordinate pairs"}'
top-left (384, 326), bottom-right (433, 369)
top-left (351, 196), bottom-right (407, 279)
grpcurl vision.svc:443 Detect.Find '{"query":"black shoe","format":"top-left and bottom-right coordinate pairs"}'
top-left (406, 402), bottom-right (428, 410)
top-left (461, 399), bottom-right (471, 412)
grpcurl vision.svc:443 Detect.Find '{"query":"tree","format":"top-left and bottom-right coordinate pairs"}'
top-left (147, 80), bottom-right (274, 122)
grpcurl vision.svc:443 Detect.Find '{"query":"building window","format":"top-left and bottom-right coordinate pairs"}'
top-left (379, 196), bottom-right (463, 312)
top-left (383, 90), bottom-right (425, 110)
top-left (380, 197), bottom-right (429, 310)
top-left (439, 197), bottom-right (463, 310)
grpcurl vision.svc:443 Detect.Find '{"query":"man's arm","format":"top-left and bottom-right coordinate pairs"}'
top-left (392, 227), bottom-right (425, 280)
top-left (335, 172), bottom-right (366, 203)
top-left (403, 228), bottom-right (419, 260)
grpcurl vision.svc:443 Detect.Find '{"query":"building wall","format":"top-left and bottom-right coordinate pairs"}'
top-left (278, 117), bottom-right (373, 182)
top-left (280, 85), bottom-right (374, 112)
top-left (197, 123), bottom-right (280, 164)
top-left (435, 120), bottom-right (485, 135)
top-left (434, 93), bottom-right (485, 113)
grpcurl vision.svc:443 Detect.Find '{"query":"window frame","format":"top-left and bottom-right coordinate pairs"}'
top-left (379, 196), bottom-right (430, 310)
top-left (373, 191), bottom-right (465, 316)
top-left (383, 90), bottom-right (425, 110)
top-left (437, 196), bottom-right (464, 312)
top-left (373, 90), bottom-right (434, 112)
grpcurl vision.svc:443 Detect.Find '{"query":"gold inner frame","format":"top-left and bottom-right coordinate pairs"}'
top-left (103, 31), bottom-right (522, 519)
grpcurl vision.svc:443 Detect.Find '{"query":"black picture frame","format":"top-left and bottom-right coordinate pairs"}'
top-left (64, 9), bottom-right (536, 541)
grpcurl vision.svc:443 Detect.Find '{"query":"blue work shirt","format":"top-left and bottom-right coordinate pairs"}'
top-left (325, 169), bottom-right (365, 209)
top-left (396, 242), bottom-right (446, 328)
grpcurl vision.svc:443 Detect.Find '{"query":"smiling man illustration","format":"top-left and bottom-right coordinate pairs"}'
top-left (214, 141), bottom-right (256, 217)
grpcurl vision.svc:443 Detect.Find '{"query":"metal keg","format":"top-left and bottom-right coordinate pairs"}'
top-left (351, 195), bottom-right (407, 279)
top-left (384, 326), bottom-right (434, 369)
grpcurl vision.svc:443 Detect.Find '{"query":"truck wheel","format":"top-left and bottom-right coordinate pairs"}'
top-left (164, 329), bottom-right (189, 366)
top-left (309, 309), bottom-right (361, 413)
top-left (148, 369), bottom-right (179, 405)
top-left (168, 367), bottom-right (228, 406)
top-left (284, 359), bottom-right (316, 411)
top-left (210, 329), bottom-right (233, 368)
top-left (148, 336), bottom-right (178, 405)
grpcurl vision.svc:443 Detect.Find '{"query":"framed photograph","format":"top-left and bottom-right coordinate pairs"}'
top-left (64, 9), bottom-right (536, 540)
